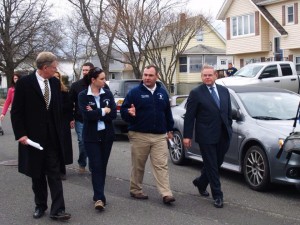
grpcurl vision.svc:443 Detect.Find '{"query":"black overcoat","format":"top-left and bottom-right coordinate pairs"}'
top-left (11, 72), bottom-right (65, 178)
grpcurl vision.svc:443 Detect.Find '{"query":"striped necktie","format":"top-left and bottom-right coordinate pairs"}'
top-left (210, 87), bottom-right (220, 109)
top-left (44, 80), bottom-right (49, 110)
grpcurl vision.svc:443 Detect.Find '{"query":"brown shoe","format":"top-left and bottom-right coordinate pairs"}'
top-left (163, 196), bottom-right (175, 204)
top-left (79, 166), bottom-right (86, 174)
top-left (95, 200), bottom-right (105, 211)
top-left (130, 192), bottom-right (149, 199)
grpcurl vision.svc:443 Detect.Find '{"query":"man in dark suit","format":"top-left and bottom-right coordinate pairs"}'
top-left (183, 65), bottom-right (232, 208)
top-left (11, 52), bottom-right (71, 220)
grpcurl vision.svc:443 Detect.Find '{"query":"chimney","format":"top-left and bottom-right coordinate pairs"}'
top-left (180, 13), bottom-right (186, 26)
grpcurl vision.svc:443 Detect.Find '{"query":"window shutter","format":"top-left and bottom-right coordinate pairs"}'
top-left (295, 3), bottom-right (298, 24)
top-left (240, 59), bottom-right (244, 68)
top-left (226, 17), bottom-right (231, 40)
top-left (282, 5), bottom-right (286, 26)
top-left (261, 57), bottom-right (265, 62)
top-left (288, 54), bottom-right (293, 62)
top-left (255, 11), bottom-right (260, 36)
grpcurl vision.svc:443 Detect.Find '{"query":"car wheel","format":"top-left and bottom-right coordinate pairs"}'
top-left (169, 131), bottom-right (185, 165)
top-left (243, 146), bottom-right (270, 191)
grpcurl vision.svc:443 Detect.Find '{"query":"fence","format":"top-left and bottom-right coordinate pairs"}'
top-left (0, 88), bottom-right (8, 99)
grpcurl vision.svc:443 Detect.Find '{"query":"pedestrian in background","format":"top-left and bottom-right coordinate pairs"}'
top-left (183, 65), bottom-right (232, 208)
top-left (226, 62), bottom-right (237, 77)
top-left (78, 67), bottom-right (116, 211)
top-left (69, 62), bottom-right (94, 173)
top-left (0, 73), bottom-right (21, 121)
top-left (120, 65), bottom-right (175, 205)
top-left (10, 52), bottom-right (71, 220)
top-left (54, 71), bottom-right (73, 180)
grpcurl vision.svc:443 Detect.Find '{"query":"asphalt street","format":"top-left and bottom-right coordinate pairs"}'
top-left (1, 110), bottom-right (300, 225)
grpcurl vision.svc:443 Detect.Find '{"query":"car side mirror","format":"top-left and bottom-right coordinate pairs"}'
top-left (259, 72), bottom-right (271, 79)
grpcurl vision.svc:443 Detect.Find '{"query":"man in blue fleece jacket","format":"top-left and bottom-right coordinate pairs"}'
top-left (120, 65), bottom-right (175, 204)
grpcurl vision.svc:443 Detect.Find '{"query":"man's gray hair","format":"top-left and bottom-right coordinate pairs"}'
top-left (201, 64), bottom-right (217, 73)
top-left (36, 52), bottom-right (57, 69)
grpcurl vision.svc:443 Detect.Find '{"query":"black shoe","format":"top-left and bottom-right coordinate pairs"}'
top-left (60, 173), bottom-right (66, 180)
top-left (163, 196), bottom-right (176, 204)
top-left (33, 208), bottom-right (45, 219)
top-left (214, 198), bottom-right (223, 208)
top-left (192, 179), bottom-right (209, 197)
top-left (50, 211), bottom-right (71, 221)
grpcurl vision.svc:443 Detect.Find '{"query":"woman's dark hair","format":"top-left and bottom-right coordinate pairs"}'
top-left (85, 67), bottom-right (104, 85)
top-left (11, 73), bottom-right (21, 87)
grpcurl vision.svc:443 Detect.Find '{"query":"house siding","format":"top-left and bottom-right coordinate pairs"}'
top-left (266, 1), bottom-right (300, 50)
top-left (234, 52), bottom-right (270, 69)
top-left (226, 0), bottom-right (264, 54)
top-left (184, 24), bottom-right (225, 50)
top-left (176, 24), bottom-right (226, 84)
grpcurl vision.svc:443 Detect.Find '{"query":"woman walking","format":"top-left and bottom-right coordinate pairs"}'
top-left (0, 73), bottom-right (21, 121)
top-left (78, 67), bottom-right (116, 211)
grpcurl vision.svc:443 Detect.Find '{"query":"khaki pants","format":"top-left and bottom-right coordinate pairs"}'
top-left (128, 131), bottom-right (173, 197)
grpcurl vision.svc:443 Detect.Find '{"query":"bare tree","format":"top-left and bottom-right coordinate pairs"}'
top-left (145, 13), bottom-right (210, 92)
top-left (61, 13), bottom-right (94, 81)
top-left (0, 0), bottom-right (61, 87)
top-left (67, 0), bottom-right (122, 77)
top-left (112, 0), bottom-right (184, 79)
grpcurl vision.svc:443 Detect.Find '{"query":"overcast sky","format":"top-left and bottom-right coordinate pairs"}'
top-left (52, 0), bottom-right (226, 36)
top-left (187, 0), bottom-right (225, 17)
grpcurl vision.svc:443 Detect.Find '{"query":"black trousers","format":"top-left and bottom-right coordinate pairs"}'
top-left (196, 128), bottom-right (230, 200)
top-left (32, 125), bottom-right (65, 215)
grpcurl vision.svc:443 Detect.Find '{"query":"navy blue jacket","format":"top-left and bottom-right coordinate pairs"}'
top-left (78, 88), bottom-right (117, 142)
top-left (184, 84), bottom-right (232, 144)
top-left (120, 81), bottom-right (174, 134)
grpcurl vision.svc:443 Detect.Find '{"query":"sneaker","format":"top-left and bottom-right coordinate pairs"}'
top-left (79, 166), bottom-right (86, 174)
top-left (94, 200), bottom-right (105, 211)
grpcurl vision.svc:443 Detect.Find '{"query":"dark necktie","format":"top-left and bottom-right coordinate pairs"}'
top-left (44, 80), bottom-right (49, 110)
top-left (210, 87), bottom-right (220, 109)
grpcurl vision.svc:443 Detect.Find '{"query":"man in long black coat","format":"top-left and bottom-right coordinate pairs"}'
top-left (11, 52), bottom-right (71, 221)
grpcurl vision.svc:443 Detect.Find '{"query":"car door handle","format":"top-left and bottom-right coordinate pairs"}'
top-left (291, 78), bottom-right (296, 81)
top-left (274, 80), bottom-right (280, 82)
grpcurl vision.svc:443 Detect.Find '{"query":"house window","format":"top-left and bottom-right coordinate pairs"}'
top-left (195, 28), bottom-right (204, 42)
top-left (190, 56), bottom-right (203, 73)
top-left (109, 58), bottom-right (114, 64)
top-left (286, 5), bottom-right (294, 24)
top-left (231, 14), bottom-right (255, 37)
top-left (179, 57), bottom-right (187, 72)
top-left (296, 56), bottom-right (300, 73)
top-left (204, 55), bottom-right (217, 68)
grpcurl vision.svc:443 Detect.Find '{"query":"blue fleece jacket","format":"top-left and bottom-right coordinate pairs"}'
top-left (120, 81), bottom-right (174, 134)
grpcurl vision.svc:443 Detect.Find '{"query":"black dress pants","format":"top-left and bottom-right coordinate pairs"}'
top-left (197, 128), bottom-right (230, 200)
top-left (32, 126), bottom-right (65, 215)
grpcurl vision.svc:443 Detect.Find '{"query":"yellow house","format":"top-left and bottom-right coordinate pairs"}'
top-left (217, 0), bottom-right (300, 73)
top-left (153, 19), bottom-right (230, 94)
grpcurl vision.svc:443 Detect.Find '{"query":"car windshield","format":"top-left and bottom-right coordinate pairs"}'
top-left (234, 65), bottom-right (263, 78)
top-left (237, 92), bottom-right (300, 120)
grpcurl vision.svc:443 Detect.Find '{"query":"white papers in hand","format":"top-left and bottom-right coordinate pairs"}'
top-left (168, 139), bottom-right (175, 148)
top-left (27, 139), bottom-right (43, 150)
